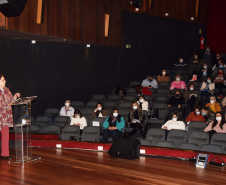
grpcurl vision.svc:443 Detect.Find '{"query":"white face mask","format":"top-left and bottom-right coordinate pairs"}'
top-left (162, 72), bottom-right (166, 75)
top-left (194, 55), bottom-right (198, 59)
top-left (216, 116), bottom-right (222, 121)
top-left (190, 87), bottom-right (194, 91)
top-left (133, 106), bottom-right (138, 110)
top-left (207, 80), bottom-right (211, 83)
top-left (65, 103), bottom-right (70, 107)
top-left (210, 100), bottom-right (215, 104)
top-left (139, 99), bottom-right (144, 103)
top-left (97, 107), bottom-right (102, 111)
top-left (113, 113), bottom-right (118, 117)
top-left (76, 116), bottom-right (80, 118)
top-left (172, 118), bottom-right (177, 122)
top-left (180, 59), bottom-right (183, 63)
top-left (203, 66), bottom-right (207, 69)
top-left (196, 111), bottom-right (200, 115)
top-left (193, 75), bottom-right (196, 77)
top-left (176, 78), bottom-right (180, 81)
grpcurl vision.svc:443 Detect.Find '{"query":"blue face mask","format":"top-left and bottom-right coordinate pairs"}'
top-left (202, 112), bottom-right (206, 116)
top-left (219, 65), bottom-right (223, 68)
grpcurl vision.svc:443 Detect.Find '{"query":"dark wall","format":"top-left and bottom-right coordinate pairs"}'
top-left (120, 11), bottom-right (206, 84)
top-left (207, 0), bottom-right (226, 53)
top-left (0, 11), bottom-right (206, 118)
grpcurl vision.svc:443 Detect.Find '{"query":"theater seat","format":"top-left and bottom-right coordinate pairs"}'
top-left (81, 126), bottom-right (100, 142)
top-left (71, 101), bottom-right (85, 110)
top-left (30, 125), bottom-right (42, 133)
top-left (178, 143), bottom-right (199, 151)
top-left (61, 125), bottom-right (80, 140)
top-left (53, 116), bottom-right (71, 127)
top-left (35, 116), bottom-right (52, 129)
top-left (167, 129), bottom-right (187, 148)
top-left (146, 128), bottom-right (165, 145)
top-left (188, 131), bottom-right (209, 149)
top-left (42, 125), bottom-right (60, 135)
top-left (155, 141), bottom-right (175, 148)
top-left (200, 144), bottom-right (223, 154)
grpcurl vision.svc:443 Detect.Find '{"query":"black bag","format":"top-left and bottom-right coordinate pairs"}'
top-left (108, 138), bottom-right (141, 159)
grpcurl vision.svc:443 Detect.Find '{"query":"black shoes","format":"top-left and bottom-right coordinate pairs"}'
top-left (1, 156), bottom-right (12, 159)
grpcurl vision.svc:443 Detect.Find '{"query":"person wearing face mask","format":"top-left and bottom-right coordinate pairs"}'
top-left (134, 85), bottom-right (152, 96)
top-left (59, 100), bottom-right (75, 119)
top-left (206, 96), bottom-right (221, 114)
top-left (137, 96), bottom-right (149, 111)
top-left (157, 69), bottom-right (170, 82)
top-left (198, 62), bottom-right (212, 82)
top-left (212, 60), bottom-right (226, 76)
top-left (141, 75), bottom-right (158, 89)
top-left (162, 113), bottom-right (185, 131)
top-left (187, 70), bottom-right (199, 82)
top-left (201, 107), bottom-right (212, 124)
top-left (204, 112), bottom-right (226, 140)
top-left (186, 105), bottom-right (205, 124)
top-left (202, 46), bottom-right (212, 61)
top-left (170, 74), bottom-right (187, 90)
top-left (200, 77), bottom-right (215, 106)
top-left (168, 90), bottom-right (185, 119)
top-left (102, 108), bottom-right (125, 142)
top-left (172, 57), bottom-right (188, 77)
top-left (213, 69), bottom-right (226, 99)
top-left (184, 84), bottom-right (198, 117)
top-left (127, 102), bottom-right (145, 138)
top-left (91, 102), bottom-right (108, 118)
top-left (70, 109), bottom-right (87, 133)
top-left (188, 53), bottom-right (201, 65)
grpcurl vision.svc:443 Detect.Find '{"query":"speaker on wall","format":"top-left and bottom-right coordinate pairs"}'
top-left (0, 0), bottom-right (27, 17)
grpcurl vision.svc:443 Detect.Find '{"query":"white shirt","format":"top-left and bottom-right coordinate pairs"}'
top-left (141, 79), bottom-right (158, 88)
top-left (59, 106), bottom-right (75, 119)
top-left (137, 101), bottom-right (149, 111)
top-left (161, 120), bottom-right (185, 130)
top-left (70, 116), bottom-right (87, 130)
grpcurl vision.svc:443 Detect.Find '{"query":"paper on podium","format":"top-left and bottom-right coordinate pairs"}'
top-left (8, 96), bottom-right (37, 105)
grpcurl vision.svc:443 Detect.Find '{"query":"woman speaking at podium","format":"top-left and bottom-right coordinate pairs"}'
top-left (0, 74), bottom-right (20, 159)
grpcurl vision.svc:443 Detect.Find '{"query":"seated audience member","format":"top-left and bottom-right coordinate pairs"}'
top-left (186, 105), bottom-right (205, 124)
top-left (127, 102), bottom-right (145, 138)
top-left (157, 69), bottom-right (170, 82)
top-left (201, 107), bottom-right (213, 124)
top-left (59, 100), bottom-right (75, 119)
top-left (187, 70), bottom-right (198, 82)
top-left (168, 90), bottom-right (185, 119)
top-left (198, 62), bottom-right (212, 82)
top-left (70, 109), bottom-right (87, 132)
top-left (206, 96), bottom-right (221, 114)
top-left (170, 74), bottom-right (187, 90)
top-left (212, 53), bottom-right (222, 66)
top-left (141, 75), bottom-right (158, 89)
top-left (222, 96), bottom-right (226, 113)
top-left (135, 85), bottom-right (152, 96)
top-left (173, 57), bottom-right (188, 70)
top-left (213, 69), bottom-right (226, 99)
top-left (91, 102), bottom-right (108, 118)
top-left (162, 113), bottom-right (185, 130)
top-left (102, 108), bottom-right (125, 142)
top-left (204, 112), bottom-right (226, 136)
top-left (113, 86), bottom-right (126, 96)
top-left (200, 77), bottom-right (215, 106)
top-left (212, 60), bottom-right (226, 75)
top-left (184, 83), bottom-right (198, 114)
top-left (202, 46), bottom-right (212, 61)
top-left (137, 96), bottom-right (149, 111)
top-left (188, 53), bottom-right (201, 65)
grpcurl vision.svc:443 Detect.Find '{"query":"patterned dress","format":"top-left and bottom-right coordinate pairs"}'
top-left (0, 87), bottom-right (14, 130)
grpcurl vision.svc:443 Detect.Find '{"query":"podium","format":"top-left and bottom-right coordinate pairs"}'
top-left (9, 96), bottom-right (41, 163)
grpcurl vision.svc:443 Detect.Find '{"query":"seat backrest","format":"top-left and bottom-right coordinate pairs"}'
top-left (119, 102), bottom-right (132, 110)
top-left (86, 101), bottom-right (98, 109)
top-left (178, 143), bottom-right (199, 150)
top-left (61, 125), bottom-right (80, 140)
top-left (71, 101), bottom-right (85, 109)
top-left (156, 89), bottom-right (170, 96)
top-left (53, 116), bottom-right (71, 126)
top-left (91, 94), bottom-right (106, 102)
top-left (42, 125), bottom-right (60, 135)
top-left (44, 108), bottom-right (59, 117)
top-left (210, 133), bottom-right (226, 152)
top-left (30, 125), bottom-right (42, 133)
top-left (155, 141), bottom-right (175, 148)
top-left (103, 101), bottom-right (118, 110)
top-left (154, 96), bottom-right (169, 102)
top-left (143, 95), bottom-right (152, 102)
top-left (170, 89), bottom-right (186, 96)
top-left (200, 144), bottom-right (223, 154)
top-left (167, 129), bottom-right (187, 148)
top-left (80, 108), bottom-right (93, 117)
top-left (187, 121), bottom-right (207, 137)
top-left (81, 126), bottom-right (100, 142)
top-left (35, 116), bottom-right (52, 127)
top-left (89, 117), bottom-right (106, 127)
top-left (153, 103), bottom-right (168, 109)
top-left (158, 81), bottom-right (170, 88)
top-left (146, 128), bottom-right (165, 145)
top-left (107, 95), bottom-right (122, 103)
top-left (129, 81), bottom-right (141, 88)
top-left (188, 131), bottom-right (209, 148)
top-left (126, 88), bottom-right (137, 95)
top-left (122, 95), bottom-right (137, 102)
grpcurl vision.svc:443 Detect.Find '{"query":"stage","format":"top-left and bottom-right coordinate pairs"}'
top-left (1, 147), bottom-right (225, 185)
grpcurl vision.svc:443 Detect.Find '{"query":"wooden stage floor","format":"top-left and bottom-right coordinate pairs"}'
top-left (0, 148), bottom-right (225, 185)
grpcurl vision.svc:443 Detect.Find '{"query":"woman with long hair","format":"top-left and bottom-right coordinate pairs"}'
top-left (102, 108), bottom-right (125, 142)
top-left (204, 112), bottom-right (226, 133)
top-left (127, 102), bottom-right (145, 138)
top-left (70, 109), bottom-right (87, 132)
top-left (91, 102), bottom-right (108, 118)
top-left (157, 69), bottom-right (170, 82)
